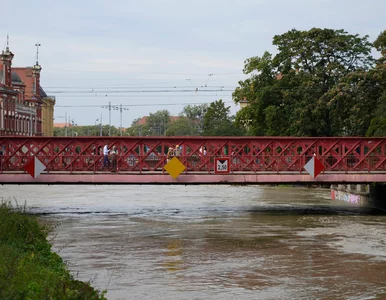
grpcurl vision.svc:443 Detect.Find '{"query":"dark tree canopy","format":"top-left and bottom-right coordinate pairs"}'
top-left (233, 28), bottom-right (380, 137)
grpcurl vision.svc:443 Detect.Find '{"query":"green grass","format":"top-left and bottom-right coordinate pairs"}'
top-left (0, 200), bottom-right (107, 300)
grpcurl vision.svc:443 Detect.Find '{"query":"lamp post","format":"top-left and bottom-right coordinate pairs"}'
top-left (65, 112), bottom-right (67, 137)
top-left (95, 118), bottom-right (99, 136)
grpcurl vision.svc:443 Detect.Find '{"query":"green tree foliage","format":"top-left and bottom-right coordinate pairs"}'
top-left (180, 104), bottom-right (208, 134)
top-left (180, 104), bottom-right (208, 121)
top-left (125, 111), bottom-right (170, 136)
top-left (202, 100), bottom-right (246, 136)
top-left (54, 125), bottom-right (119, 136)
top-left (367, 92), bottom-right (386, 136)
top-left (366, 30), bottom-right (386, 136)
top-left (374, 30), bottom-right (386, 58)
top-left (166, 117), bottom-right (197, 136)
top-left (321, 30), bottom-right (386, 136)
top-left (125, 104), bottom-right (244, 137)
top-left (126, 118), bottom-right (149, 136)
top-left (233, 28), bottom-right (375, 136)
top-left (146, 110), bottom-right (171, 136)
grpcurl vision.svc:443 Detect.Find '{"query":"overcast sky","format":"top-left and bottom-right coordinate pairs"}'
top-left (1, 0), bottom-right (385, 128)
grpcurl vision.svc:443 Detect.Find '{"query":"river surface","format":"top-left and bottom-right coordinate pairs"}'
top-left (2, 184), bottom-right (386, 300)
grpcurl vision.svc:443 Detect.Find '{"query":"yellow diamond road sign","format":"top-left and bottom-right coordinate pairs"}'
top-left (164, 157), bottom-right (186, 179)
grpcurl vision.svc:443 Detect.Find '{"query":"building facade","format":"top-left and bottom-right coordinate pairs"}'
top-left (42, 96), bottom-right (56, 136)
top-left (0, 42), bottom-right (55, 136)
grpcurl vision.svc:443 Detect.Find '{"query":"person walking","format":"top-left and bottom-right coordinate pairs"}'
top-left (102, 142), bottom-right (110, 170)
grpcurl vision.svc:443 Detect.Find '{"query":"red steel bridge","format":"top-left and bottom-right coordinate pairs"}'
top-left (0, 136), bottom-right (385, 184)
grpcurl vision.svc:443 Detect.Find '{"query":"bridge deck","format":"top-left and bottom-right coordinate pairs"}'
top-left (1, 172), bottom-right (385, 184)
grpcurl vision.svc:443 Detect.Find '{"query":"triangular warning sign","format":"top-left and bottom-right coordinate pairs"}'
top-left (24, 157), bottom-right (46, 178)
top-left (304, 157), bottom-right (325, 178)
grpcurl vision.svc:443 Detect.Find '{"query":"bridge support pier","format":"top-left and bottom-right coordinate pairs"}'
top-left (331, 184), bottom-right (386, 210)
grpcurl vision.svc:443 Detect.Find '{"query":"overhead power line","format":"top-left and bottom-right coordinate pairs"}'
top-left (46, 89), bottom-right (233, 94)
top-left (54, 94), bottom-right (231, 98)
top-left (44, 85), bottom-right (237, 89)
top-left (55, 100), bottom-right (234, 108)
top-left (45, 69), bottom-right (243, 76)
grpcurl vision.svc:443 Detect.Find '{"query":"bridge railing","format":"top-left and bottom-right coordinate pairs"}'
top-left (1, 154), bottom-right (385, 174)
top-left (0, 136), bottom-right (385, 174)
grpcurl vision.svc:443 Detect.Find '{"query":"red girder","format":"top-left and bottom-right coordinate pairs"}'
top-left (0, 136), bottom-right (385, 174)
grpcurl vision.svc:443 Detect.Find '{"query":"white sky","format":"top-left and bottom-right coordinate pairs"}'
top-left (1, 0), bottom-right (385, 128)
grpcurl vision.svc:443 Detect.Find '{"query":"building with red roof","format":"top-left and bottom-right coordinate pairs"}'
top-left (0, 37), bottom-right (55, 136)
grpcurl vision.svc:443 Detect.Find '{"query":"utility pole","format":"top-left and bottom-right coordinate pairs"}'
top-left (68, 115), bottom-right (71, 137)
top-left (65, 111), bottom-right (68, 137)
top-left (102, 102), bottom-right (128, 136)
top-left (108, 101), bottom-right (111, 136)
top-left (100, 113), bottom-right (103, 136)
top-left (120, 104), bottom-right (123, 136)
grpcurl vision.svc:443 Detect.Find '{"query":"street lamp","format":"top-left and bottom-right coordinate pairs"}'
top-left (95, 118), bottom-right (100, 136)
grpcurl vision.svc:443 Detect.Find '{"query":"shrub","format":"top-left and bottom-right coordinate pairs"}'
top-left (0, 201), bottom-right (106, 300)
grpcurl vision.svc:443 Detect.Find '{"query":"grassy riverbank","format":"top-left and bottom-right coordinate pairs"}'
top-left (0, 202), bottom-right (106, 299)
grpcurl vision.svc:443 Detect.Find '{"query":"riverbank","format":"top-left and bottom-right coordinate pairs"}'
top-left (0, 201), bottom-right (106, 299)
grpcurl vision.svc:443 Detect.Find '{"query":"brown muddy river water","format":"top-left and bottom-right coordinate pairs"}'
top-left (2, 185), bottom-right (386, 300)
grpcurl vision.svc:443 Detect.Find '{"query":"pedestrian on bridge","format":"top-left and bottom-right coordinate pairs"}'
top-left (110, 146), bottom-right (118, 172)
top-left (174, 145), bottom-right (181, 157)
top-left (166, 147), bottom-right (174, 163)
top-left (102, 143), bottom-right (110, 170)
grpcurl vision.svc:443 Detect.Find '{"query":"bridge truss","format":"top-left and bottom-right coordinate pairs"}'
top-left (0, 136), bottom-right (385, 184)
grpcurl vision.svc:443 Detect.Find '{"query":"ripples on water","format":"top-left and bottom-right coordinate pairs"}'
top-left (2, 185), bottom-right (386, 300)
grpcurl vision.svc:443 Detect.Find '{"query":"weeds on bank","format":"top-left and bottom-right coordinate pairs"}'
top-left (0, 200), bottom-right (107, 300)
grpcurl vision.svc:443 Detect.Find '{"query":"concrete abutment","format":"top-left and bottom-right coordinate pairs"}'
top-left (331, 183), bottom-right (386, 210)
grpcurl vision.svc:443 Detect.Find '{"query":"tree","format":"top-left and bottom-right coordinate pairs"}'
top-left (147, 110), bottom-right (170, 136)
top-left (202, 100), bottom-right (245, 136)
top-left (166, 117), bottom-right (196, 136)
top-left (125, 111), bottom-right (171, 136)
top-left (320, 30), bottom-right (386, 136)
top-left (366, 30), bottom-right (386, 136)
top-left (367, 92), bottom-right (386, 136)
top-left (233, 28), bottom-right (374, 136)
top-left (53, 125), bottom-right (119, 136)
top-left (180, 104), bottom-right (208, 135)
top-left (374, 30), bottom-right (386, 59)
